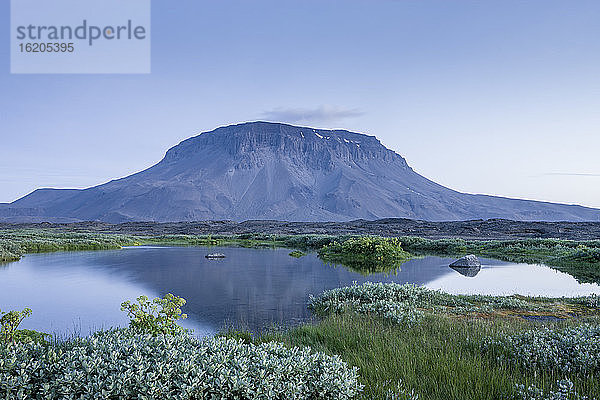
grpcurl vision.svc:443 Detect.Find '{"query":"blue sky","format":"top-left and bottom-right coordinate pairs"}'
top-left (1, 0), bottom-right (599, 207)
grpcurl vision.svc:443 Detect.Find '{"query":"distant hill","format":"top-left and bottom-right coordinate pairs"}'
top-left (2, 121), bottom-right (599, 223)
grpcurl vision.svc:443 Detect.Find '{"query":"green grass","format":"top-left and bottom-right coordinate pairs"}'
top-left (0, 230), bottom-right (334, 263)
top-left (227, 281), bottom-right (600, 399)
top-left (3, 228), bottom-right (600, 399)
top-left (0, 229), bottom-right (138, 262)
top-left (137, 233), bottom-right (334, 250)
top-left (251, 313), bottom-right (599, 400)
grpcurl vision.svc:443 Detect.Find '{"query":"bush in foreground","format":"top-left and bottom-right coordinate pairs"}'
top-left (516, 379), bottom-right (595, 400)
top-left (0, 329), bottom-right (362, 400)
top-left (308, 282), bottom-right (545, 325)
top-left (483, 325), bottom-right (600, 376)
top-left (121, 293), bottom-right (188, 335)
top-left (309, 282), bottom-right (432, 325)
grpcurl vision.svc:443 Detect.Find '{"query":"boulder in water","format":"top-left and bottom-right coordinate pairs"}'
top-left (449, 255), bottom-right (481, 268)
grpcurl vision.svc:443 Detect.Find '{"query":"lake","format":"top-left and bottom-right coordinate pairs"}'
top-left (1, 246), bottom-right (599, 337)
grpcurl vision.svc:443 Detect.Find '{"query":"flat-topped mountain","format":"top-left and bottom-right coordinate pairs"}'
top-left (2, 121), bottom-right (599, 223)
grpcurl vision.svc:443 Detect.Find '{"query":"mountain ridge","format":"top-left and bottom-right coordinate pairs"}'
top-left (2, 121), bottom-right (599, 223)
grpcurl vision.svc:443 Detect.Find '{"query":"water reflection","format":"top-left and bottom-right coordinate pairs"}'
top-left (0, 246), bottom-right (598, 336)
top-left (450, 265), bottom-right (481, 277)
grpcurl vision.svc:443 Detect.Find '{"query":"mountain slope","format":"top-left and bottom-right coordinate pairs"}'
top-left (2, 121), bottom-right (599, 223)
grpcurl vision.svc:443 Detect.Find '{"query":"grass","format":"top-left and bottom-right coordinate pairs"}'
top-left (0, 229), bottom-right (138, 262)
top-left (224, 282), bottom-right (600, 399)
top-left (243, 313), bottom-right (599, 400)
top-left (0, 230), bottom-right (337, 264)
top-left (1, 227), bottom-right (599, 399)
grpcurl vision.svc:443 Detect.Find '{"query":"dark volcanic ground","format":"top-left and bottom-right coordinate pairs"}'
top-left (2, 219), bottom-right (600, 241)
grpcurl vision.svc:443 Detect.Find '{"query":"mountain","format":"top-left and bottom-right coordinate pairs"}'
top-left (2, 121), bottom-right (599, 223)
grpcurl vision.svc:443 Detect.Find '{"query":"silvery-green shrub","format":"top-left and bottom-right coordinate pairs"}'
top-left (309, 282), bottom-right (431, 325)
top-left (0, 329), bottom-right (362, 399)
top-left (308, 282), bottom-right (541, 325)
top-left (515, 379), bottom-right (595, 400)
top-left (483, 325), bottom-right (600, 375)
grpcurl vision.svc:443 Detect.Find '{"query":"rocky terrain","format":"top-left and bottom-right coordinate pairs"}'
top-left (3, 219), bottom-right (599, 241)
top-left (2, 121), bottom-right (599, 223)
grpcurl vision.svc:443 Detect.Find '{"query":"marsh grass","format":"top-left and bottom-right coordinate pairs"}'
top-left (0, 229), bottom-right (137, 262)
top-left (250, 313), bottom-right (599, 400)
top-left (224, 282), bottom-right (600, 400)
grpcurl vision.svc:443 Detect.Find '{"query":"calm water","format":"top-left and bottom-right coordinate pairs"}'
top-left (1, 246), bottom-right (599, 337)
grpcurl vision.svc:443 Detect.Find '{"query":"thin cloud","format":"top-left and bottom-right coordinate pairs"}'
top-left (541, 172), bottom-right (600, 177)
top-left (261, 105), bottom-right (364, 125)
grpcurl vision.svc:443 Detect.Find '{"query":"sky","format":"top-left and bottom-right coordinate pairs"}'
top-left (1, 0), bottom-right (599, 208)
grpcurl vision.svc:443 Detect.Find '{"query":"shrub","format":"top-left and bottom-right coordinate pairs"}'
top-left (309, 282), bottom-right (545, 326)
top-left (0, 307), bottom-right (32, 344)
top-left (121, 293), bottom-right (188, 335)
top-left (0, 329), bottom-right (362, 399)
top-left (483, 325), bottom-right (600, 375)
top-left (571, 295), bottom-right (600, 309)
top-left (217, 327), bottom-right (254, 344)
top-left (309, 282), bottom-right (432, 325)
top-left (318, 237), bottom-right (412, 273)
top-left (515, 379), bottom-right (595, 400)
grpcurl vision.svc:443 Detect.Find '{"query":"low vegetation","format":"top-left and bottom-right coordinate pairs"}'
top-left (0, 294), bottom-right (362, 400)
top-left (483, 324), bottom-right (600, 375)
top-left (0, 329), bottom-right (362, 400)
top-left (309, 281), bottom-right (599, 324)
top-left (516, 379), bottom-right (592, 400)
top-left (2, 229), bottom-right (600, 398)
top-left (289, 250), bottom-right (306, 258)
top-left (245, 282), bottom-right (600, 400)
top-left (0, 229), bottom-right (137, 262)
top-left (318, 236), bottom-right (412, 274)
top-left (2, 286), bottom-right (600, 399)
top-left (139, 233), bottom-right (335, 250)
top-left (261, 313), bottom-right (599, 400)
top-left (121, 293), bottom-right (188, 335)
